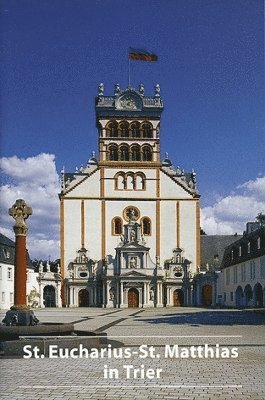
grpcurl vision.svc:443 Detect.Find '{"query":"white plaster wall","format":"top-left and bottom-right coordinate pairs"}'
top-left (64, 169), bottom-right (100, 198)
top-left (63, 200), bottom-right (82, 272)
top-left (160, 201), bottom-right (177, 263)
top-left (84, 200), bottom-right (102, 261)
top-left (160, 172), bottom-right (193, 199)
top-left (0, 263), bottom-right (14, 309)
top-left (179, 201), bottom-right (197, 274)
top-left (220, 256), bottom-right (265, 306)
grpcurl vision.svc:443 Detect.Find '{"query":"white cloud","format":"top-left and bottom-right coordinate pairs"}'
top-left (0, 154), bottom-right (60, 260)
top-left (201, 175), bottom-right (265, 235)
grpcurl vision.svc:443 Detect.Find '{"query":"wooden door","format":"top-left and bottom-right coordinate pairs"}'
top-left (128, 288), bottom-right (139, 307)
top-left (173, 289), bottom-right (184, 306)
top-left (202, 285), bottom-right (212, 306)
top-left (78, 289), bottom-right (89, 307)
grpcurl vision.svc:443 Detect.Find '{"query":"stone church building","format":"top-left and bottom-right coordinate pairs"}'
top-left (59, 83), bottom-right (200, 308)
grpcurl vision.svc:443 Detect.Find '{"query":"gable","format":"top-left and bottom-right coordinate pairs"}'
top-left (63, 168), bottom-right (100, 198)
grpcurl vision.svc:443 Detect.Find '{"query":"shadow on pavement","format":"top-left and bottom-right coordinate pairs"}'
top-left (139, 310), bottom-right (265, 326)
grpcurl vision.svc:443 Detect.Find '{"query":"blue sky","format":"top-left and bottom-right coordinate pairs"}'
top-left (0, 0), bottom-right (264, 259)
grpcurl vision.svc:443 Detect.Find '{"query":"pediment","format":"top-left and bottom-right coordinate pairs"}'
top-left (121, 269), bottom-right (149, 277)
top-left (117, 243), bottom-right (150, 251)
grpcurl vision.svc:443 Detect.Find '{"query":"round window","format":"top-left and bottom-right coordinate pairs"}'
top-left (123, 206), bottom-right (140, 222)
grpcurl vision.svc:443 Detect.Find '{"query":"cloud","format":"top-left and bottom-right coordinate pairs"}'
top-left (0, 154), bottom-right (60, 260)
top-left (201, 175), bottom-right (265, 235)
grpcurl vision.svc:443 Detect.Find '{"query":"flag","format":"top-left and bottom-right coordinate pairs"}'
top-left (128, 47), bottom-right (158, 61)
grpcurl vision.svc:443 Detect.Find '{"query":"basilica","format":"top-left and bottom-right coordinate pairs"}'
top-left (59, 83), bottom-right (200, 308)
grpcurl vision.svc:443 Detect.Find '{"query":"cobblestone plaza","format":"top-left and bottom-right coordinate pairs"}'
top-left (0, 308), bottom-right (264, 400)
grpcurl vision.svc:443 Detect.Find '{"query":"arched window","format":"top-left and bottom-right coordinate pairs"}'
top-left (131, 145), bottom-right (141, 161)
top-left (106, 121), bottom-right (118, 137)
top-left (119, 121), bottom-right (129, 137)
top-left (120, 145), bottom-right (129, 161)
top-left (141, 217), bottom-right (151, 235)
top-left (130, 122), bottom-right (141, 138)
top-left (142, 145), bottom-right (152, 161)
top-left (135, 173), bottom-right (145, 190)
top-left (142, 122), bottom-right (153, 138)
top-left (109, 145), bottom-right (118, 161)
top-left (114, 172), bottom-right (125, 190)
top-left (126, 173), bottom-right (134, 190)
top-left (112, 217), bottom-right (123, 235)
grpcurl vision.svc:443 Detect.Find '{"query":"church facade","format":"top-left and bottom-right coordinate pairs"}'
top-left (59, 83), bottom-right (200, 308)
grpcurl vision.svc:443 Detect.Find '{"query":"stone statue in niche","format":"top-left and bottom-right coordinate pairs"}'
top-left (129, 257), bottom-right (137, 268)
top-left (130, 229), bottom-right (136, 242)
top-left (109, 287), bottom-right (115, 301)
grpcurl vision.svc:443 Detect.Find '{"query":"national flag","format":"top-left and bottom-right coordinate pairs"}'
top-left (128, 47), bottom-right (158, 61)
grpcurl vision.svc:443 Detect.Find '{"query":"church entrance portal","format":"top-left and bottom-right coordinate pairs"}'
top-left (43, 285), bottom-right (56, 307)
top-left (202, 285), bottom-right (212, 306)
top-left (173, 289), bottom-right (184, 306)
top-left (78, 289), bottom-right (89, 307)
top-left (128, 288), bottom-right (139, 307)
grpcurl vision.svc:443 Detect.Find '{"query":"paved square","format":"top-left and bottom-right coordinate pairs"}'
top-left (0, 308), bottom-right (264, 399)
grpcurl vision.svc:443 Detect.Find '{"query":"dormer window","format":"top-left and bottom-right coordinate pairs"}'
top-left (239, 246), bottom-right (242, 257)
top-left (257, 237), bottom-right (261, 250)
top-left (247, 242), bottom-right (251, 254)
top-left (3, 248), bottom-right (10, 259)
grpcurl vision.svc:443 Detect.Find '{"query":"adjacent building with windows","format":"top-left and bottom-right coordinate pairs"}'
top-left (0, 233), bottom-right (37, 309)
top-left (220, 215), bottom-right (265, 308)
top-left (59, 83), bottom-right (200, 308)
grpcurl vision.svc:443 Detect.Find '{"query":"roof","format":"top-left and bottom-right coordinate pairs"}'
top-left (0, 232), bottom-right (34, 268)
top-left (200, 234), bottom-right (242, 269)
top-left (221, 226), bottom-right (265, 269)
top-left (0, 233), bottom-right (15, 248)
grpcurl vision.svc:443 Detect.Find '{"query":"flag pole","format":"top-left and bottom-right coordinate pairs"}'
top-left (128, 56), bottom-right (131, 88)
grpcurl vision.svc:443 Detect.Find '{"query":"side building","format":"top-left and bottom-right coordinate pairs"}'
top-left (0, 233), bottom-right (38, 309)
top-left (193, 233), bottom-right (242, 307)
top-left (59, 83), bottom-right (201, 308)
top-left (220, 214), bottom-right (265, 308)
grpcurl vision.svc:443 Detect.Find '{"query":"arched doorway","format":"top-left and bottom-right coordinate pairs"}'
top-left (244, 285), bottom-right (253, 307)
top-left (78, 289), bottom-right (89, 307)
top-left (253, 283), bottom-right (263, 307)
top-left (128, 288), bottom-right (139, 308)
top-left (235, 286), bottom-right (244, 308)
top-left (202, 285), bottom-right (212, 306)
top-left (173, 289), bottom-right (184, 306)
top-left (43, 285), bottom-right (56, 307)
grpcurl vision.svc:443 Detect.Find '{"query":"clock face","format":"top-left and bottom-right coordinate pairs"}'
top-left (117, 94), bottom-right (142, 110)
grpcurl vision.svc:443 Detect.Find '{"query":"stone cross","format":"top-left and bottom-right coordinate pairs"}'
top-left (9, 199), bottom-right (32, 236)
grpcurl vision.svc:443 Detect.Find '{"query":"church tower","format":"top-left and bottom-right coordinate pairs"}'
top-left (60, 83), bottom-right (200, 308)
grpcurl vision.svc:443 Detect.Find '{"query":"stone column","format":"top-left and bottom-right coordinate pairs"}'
top-left (120, 281), bottom-right (125, 307)
top-left (102, 282), bottom-right (106, 307)
top-left (156, 282), bottom-right (163, 307)
top-left (9, 199), bottom-right (32, 310)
